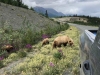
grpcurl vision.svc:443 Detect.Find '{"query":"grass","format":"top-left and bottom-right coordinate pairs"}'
top-left (73, 21), bottom-right (99, 27)
top-left (0, 20), bottom-right (69, 50)
top-left (1, 25), bottom-right (80, 75)
top-left (0, 19), bottom-right (80, 75)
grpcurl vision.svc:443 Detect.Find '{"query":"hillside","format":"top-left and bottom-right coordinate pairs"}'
top-left (52, 16), bottom-right (100, 26)
top-left (52, 17), bottom-right (88, 24)
top-left (0, 2), bottom-right (70, 54)
top-left (0, 3), bottom-right (80, 75)
top-left (0, 3), bottom-right (59, 30)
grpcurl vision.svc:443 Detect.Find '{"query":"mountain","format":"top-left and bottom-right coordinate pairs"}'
top-left (34, 6), bottom-right (65, 17)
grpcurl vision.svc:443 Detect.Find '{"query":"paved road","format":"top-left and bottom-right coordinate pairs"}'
top-left (68, 23), bottom-right (99, 33)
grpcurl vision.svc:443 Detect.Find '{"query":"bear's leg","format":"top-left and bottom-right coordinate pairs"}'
top-left (63, 43), bottom-right (67, 46)
top-left (47, 41), bottom-right (49, 44)
top-left (63, 42), bottom-right (68, 46)
top-left (53, 43), bottom-right (56, 48)
top-left (70, 43), bottom-right (73, 47)
top-left (42, 42), bottom-right (46, 46)
top-left (58, 44), bottom-right (61, 47)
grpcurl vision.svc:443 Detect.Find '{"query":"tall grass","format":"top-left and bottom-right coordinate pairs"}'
top-left (0, 26), bottom-right (80, 75)
top-left (0, 20), bottom-right (69, 58)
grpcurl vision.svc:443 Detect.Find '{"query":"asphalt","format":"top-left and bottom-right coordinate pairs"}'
top-left (68, 23), bottom-right (99, 33)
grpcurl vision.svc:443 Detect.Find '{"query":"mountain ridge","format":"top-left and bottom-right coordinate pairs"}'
top-left (34, 6), bottom-right (65, 17)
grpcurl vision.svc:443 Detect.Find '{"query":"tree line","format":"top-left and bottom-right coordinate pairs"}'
top-left (0, 0), bottom-right (28, 9)
top-left (57, 14), bottom-right (100, 26)
top-left (74, 15), bottom-right (100, 26)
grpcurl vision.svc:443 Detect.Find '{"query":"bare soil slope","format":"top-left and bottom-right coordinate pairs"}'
top-left (0, 3), bottom-right (58, 30)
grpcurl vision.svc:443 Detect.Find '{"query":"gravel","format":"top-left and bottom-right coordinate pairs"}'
top-left (68, 23), bottom-right (99, 33)
top-left (0, 3), bottom-right (58, 30)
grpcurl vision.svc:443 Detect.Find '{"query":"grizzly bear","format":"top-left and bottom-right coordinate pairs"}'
top-left (1, 44), bottom-right (14, 52)
top-left (42, 38), bottom-right (49, 46)
top-left (53, 35), bottom-right (69, 48)
top-left (68, 37), bottom-right (74, 46)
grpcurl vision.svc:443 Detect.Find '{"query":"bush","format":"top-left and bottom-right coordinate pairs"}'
top-left (44, 23), bottom-right (69, 36)
top-left (0, 21), bottom-right (69, 52)
top-left (8, 53), bottom-right (18, 60)
top-left (0, 61), bottom-right (4, 68)
top-left (0, 50), bottom-right (8, 58)
top-left (25, 44), bottom-right (32, 52)
top-left (53, 52), bottom-right (62, 59)
top-left (53, 50), bottom-right (63, 60)
top-left (17, 51), bottom-right (27, 58)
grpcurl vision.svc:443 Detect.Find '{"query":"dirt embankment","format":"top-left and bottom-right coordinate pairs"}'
top-left (52, 17), bottom-right (88, 24)
top-left (0, 3), bottom-right (59, 30)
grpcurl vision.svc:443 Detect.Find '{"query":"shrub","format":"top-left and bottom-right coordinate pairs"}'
top-left (25, 44), bottom-right (32, 52)
top-left (25, 44), bottom-right (32, 49)
top-left (0, 50), bottom-right (8, 58)
top-left (53, 49), bottom-right (63, 60)
top-left (42, 34), bottom-right (50, 39)
top-left (0, 20), bottom-right (69, 53)
top-left (8, 53), bottom-right (18, 60)
top-left (0, 60), bottom-right (4, 68)
top-left (17, 51), bottom-right (27, 58)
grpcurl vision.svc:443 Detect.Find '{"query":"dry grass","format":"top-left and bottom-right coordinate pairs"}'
top-left (1, 26), bottom-right (80, 75)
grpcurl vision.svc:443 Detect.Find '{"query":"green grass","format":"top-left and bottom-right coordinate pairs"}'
top-left (0, 20), bottom-right (69, 50)
top-left (1, 26), bottom-right (80, 75)
top-left (0, 20), bottom-right (69, 68)
top-left (73, 21), bottom-right (99, 27)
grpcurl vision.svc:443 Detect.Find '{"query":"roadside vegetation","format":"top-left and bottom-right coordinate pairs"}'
top-left (0, 2), bottom-right (80, 75)
top-left (0, 23), bottom-right (80, 75)
top-left (0, 20), bottom-right (69, 67)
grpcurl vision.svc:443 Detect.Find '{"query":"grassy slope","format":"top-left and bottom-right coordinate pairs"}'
top-left (0, 3), bottom-right (80, 75)
top-left (1, 26), bottom-right (80, 75)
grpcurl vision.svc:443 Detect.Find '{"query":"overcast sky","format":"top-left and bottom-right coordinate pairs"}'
top-left (22, 0), bottom-right (100, 17)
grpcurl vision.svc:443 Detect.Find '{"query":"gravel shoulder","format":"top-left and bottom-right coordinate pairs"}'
top-left (68, 23), bottom-right (99, 33)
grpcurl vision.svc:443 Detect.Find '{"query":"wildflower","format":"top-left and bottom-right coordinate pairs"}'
top-left (58, 49), bottom-right (62, 53)
top-left (49, 62), bottom-right (54, 67)
top-left (58, 49), bottom-right (63, 55)
top-left (25, 44), bottom-right (32, 49)
top-left (42, 34), bottom-right (49, 39)
top-left (0, 56), bottom-right (4, 61)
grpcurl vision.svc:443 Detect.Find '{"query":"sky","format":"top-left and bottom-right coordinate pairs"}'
top-left (22, 0), bottom-right (100, 17)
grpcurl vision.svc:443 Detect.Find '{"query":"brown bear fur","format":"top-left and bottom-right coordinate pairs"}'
top-left (53, 36), bottom-right (69, 48)
top-left (42, 38), bottom-right (49, 46)
top-left (1, 44), bottom-right (13, 52)
top-left (68, 37), bottom-right (74, 46)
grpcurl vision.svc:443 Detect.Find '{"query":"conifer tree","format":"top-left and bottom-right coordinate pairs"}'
top-left (45, 10), bottom-right (48, 18)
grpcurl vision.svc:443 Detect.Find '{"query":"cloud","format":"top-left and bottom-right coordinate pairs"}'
top-left (22, 0), bottom-right (37, 7)
top-left (22, 0), bottom-right (100, 17)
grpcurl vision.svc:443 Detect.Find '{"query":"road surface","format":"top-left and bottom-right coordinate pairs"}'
top-left (68, 23), bottom-right (99, 33)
